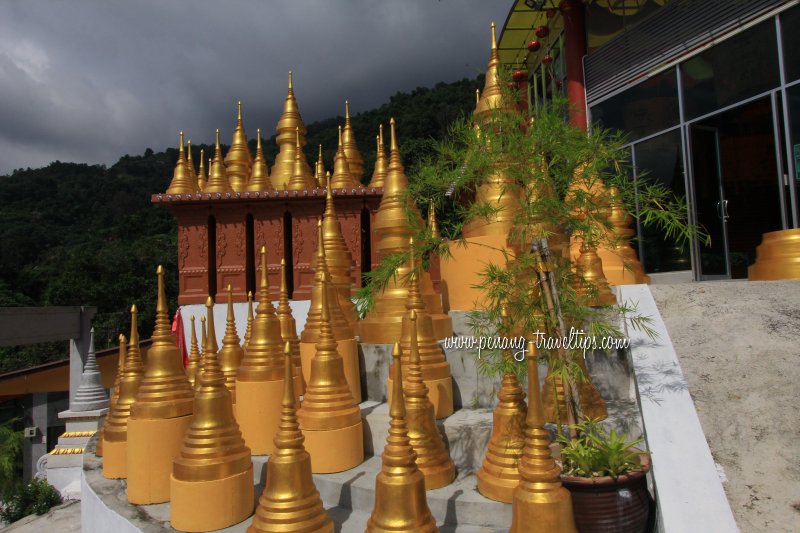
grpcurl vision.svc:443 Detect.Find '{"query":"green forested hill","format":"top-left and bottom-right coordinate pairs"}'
top-left (0, 75), bottom-right (481, 372)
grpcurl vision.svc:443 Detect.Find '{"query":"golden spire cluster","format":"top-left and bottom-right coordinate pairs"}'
top-left (342, 100), bottom-right (364, 183)
top-left (367, 124), bottom-right (387, 188)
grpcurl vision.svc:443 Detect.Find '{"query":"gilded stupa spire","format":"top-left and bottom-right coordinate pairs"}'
top-left (288, 126), bottom-right (315, 190)
top-left (131, 266), bottom-right (194, 419)
top-left (225, 101), bottom-right (253, 191)
top-left (474, 22), bottom-right (515, 123)
top-left (342, 100), bottom-right (365, 183)
top-left (314, 144), bottom-right (326, 188)
top-left (365, 342), bottom-right (438, 533)
top-left (186, 315), bottom-right (201, 388)
top-left (185, 140), bottom-right (197, 179)
top-left (272, 70), bottom-right (313, 187)
top-left (247, 128), bottom-right (273, 191)
top-left (428, 200), bottom-right (440, 239)
top-left (243, 291), bottom-right (254, 348)
top-left (197, 148), bottom-right (207, 192)
top-left (218, 285), bottom-right (244, 403)
top-left (322, 172), bottom-right (358, 326)
top-left (200, 315), bottom-right (207, 355)
top-left (205, 129), bottom-right (233, 193)
top-left (166, 131), bottom-right (195, 194)
top-left (277, 258), bottom-right (304, 396)
top-left (330, 125), bottom-right (358, 189)
top-left (368, 125), bottom-right (387, 188)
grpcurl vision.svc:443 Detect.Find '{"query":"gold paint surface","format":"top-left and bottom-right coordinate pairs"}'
top-left (315, 144), bottom-right (326, 188)
top-left (224, 101), bottom-right (253, 192)
top-left (331, 125), bottom-right (360, 189)
top-left (272, 71), bottom-right (313, 188)
top-left (278, 259), bottom-right (304, 396)
top-left (367, 125), bottom-right (387, 189)
top-left (218, 286), bottom-right (243, 403)
top-left (246, 129), bottom-right (273, 191)
top-left (205, 129), bottom-right (234, 193)
top-left (166, 131), bottom-right (195, 194)
top-left (186, 316), bottom-right (201, 388)
top-left (196, 148), bottom-right (207, 192)
top-left (288, 127), bottom-right (316, 190)
top-left (322, 173), bottom-right (358, 326)
top-left (748, 228), bottom-right (800, 280)
top-left (105, 309), bottom-right (145, 442)
top-left (342, 100), bottom-right (365, 183)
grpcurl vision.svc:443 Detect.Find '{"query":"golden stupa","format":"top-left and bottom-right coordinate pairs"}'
top-left (272, 71), bottom-right (313, 188)
top-left (330, 126), bottom-right (360, 189)
top-left (342, 100), bottom-right (365, 183)
top-left (278, 258), bottom-right (305, 396)
top-left (510, 341), bottom-right (577, 533)
top-left (402, 310), bottom-right (455, 490)
top-left (236, 246), bottom-right (286, 455)
top-left (300, 220), bottom-right (359, 403)
top-left (243, 291), bottom-right (254, 349)
top-left (360, 119), bottom-right (452, 342)
top-left (185, 140), bottom-right (197, 180)
top-left (224, 101), bottom-right (253, 192)
top-left (322, 172), bottom-right (358, 326)
top-left (127, 267), bottom-right (194, 504)
top-left (247, 343), bottom-right (334, 533)
top-left (201, 315), bottom-right (207, 355)
top-left (205, 129), bottom-right (234, 194)
top-left (288, 126), bottom-right (316, 190)
top-left (196, 148), bottom-right (207, 192)
top-left (166, 131), bottom-right (195, 195)
top-left (246, 129), bottom-right (273, 192)
top-left (97, 334), bottom-right (127, 458)
top-left (218, 285), bottom-right (244, 404)
top-left (368, 125), bottom-right (387, 189)
top-left (365, 342), bottom-right (439, 533)
top-left (103, 309), bottom-right (145, 479)
top-left (297, 271), bottom-right (364, 473)
top-left (748, 228), bottom-right (800, 280)
top-left (186, 316), bottom-right (201, 388)
top-left (315, 144), bottom-right (326, 188)
top-left (170, 297), bottom-right (254, 533)
top-left (597, 186), bottom-right (650, 284)
top-left (476, 309), bottom-right (527, 503)
top-left (387, 238), bottom-right (453, 418)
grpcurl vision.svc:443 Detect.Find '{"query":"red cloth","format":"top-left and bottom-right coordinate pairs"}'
top-left (172, 307), bottom-right (188, 367)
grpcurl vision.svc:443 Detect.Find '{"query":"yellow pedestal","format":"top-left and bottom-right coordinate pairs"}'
top-left (170, 465), bottom-right (254, 532)
top-left (300, 338), bottom-right (361, 403)
top-left (359, 314), bottom-right (453, 344)
top-left (387, 375), bottom-right (453, 419)
top-left (303, 421), bottom-right (364, 473)
top-left (235, 379), bottom-right (284, 455)
top-left (126, 414), bottom-right (193, 504)
top-left (440, 235), bottom-right (510, 311)
top-left (102, 438), bottom-right (128, 479)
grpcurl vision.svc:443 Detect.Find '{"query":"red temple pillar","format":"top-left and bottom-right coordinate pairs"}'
top-left (250, 202), bottom-right (284, 301)
top-left (174, 207), bottom-right (210, 305)
top-left (561, 0), bottom-right (588, 130)
top-left (291, 201), bottom-right (324, 300)
top-left (213, 204), bottom-right (247, 302)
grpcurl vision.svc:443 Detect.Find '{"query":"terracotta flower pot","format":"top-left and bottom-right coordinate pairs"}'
top-left (560, 453), bottom-right (653, 533)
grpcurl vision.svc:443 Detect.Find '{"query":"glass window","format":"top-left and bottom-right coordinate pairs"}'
top-left (632, 130), bottom-right (691, 273)
top-left (781, 5), bottom-right (800, 82)
top-left (787, 84), bottom-right (800, 222)
top-left (590, 68), bottom-right (679, 142)
top-left (682, 20), bottom-right (779, 120)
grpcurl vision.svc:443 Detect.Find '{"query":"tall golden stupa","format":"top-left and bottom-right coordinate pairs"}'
top-left (272, 71), bottom-right (313, 188)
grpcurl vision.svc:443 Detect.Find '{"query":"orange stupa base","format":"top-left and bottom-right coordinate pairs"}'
top-left (170, 465), bottom-right (254, 532)
top-left (440, 235), bottom-right (510, 311)
top-left (303, 421), bottom-right (364, 474)
top-left (235, 379), bottom-right (284, 455)
top-left (101, 438), bottom-right (128, 479)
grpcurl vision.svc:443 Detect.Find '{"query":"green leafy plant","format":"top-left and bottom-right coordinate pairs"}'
top-left (0, 416), bottom-right (23, 501)
top-left (0, 478), bottom-right (62, 524)
top-left (557, 418), bottom-right (648, 478)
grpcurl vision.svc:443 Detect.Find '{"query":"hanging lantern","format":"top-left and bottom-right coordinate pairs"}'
top-left (542, 54), bottom-right (554, 65)
top-left (527, 40), bottom-right (541, 52)
top-left (512, 70), bottom-right (528, 82)
top-left (535, 26), bottom-right (550, 38)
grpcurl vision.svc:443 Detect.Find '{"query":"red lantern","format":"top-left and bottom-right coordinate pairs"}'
top-left (542, 54), bottom-right (554, 65)
top-left (527, 40), bottom-right (541, 52)
top-left (535, 25), bottom-right (550, 38)
top-left (512, 69), bottom-right (528, 82)
top-left (546, 8), bottom-right (557, 18)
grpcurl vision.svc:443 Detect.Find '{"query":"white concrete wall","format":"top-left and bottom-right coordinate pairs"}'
top-left (81, 469), bottom-right (145, 533)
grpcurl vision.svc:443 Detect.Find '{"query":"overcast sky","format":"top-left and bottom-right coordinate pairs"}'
top-left (0, 1), bottom-right (512, 175)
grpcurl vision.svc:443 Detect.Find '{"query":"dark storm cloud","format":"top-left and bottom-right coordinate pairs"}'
top-left (0, 0), bottom-right (512, 175)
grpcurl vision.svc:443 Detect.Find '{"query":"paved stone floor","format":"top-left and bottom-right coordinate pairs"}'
top-left (0, 500), bottom-right (80, 532)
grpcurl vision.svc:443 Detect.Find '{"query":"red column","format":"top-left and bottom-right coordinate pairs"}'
top-left (561, 0), bottom-right (588, 130)
top-left (291, 202), bottom-right (325, 300)
top-left (213, 204), bottom-right (247, 302)
top-left (173, 207), bottom-right (210, 305)
top-left (251, 203), bottom-right (285, 301)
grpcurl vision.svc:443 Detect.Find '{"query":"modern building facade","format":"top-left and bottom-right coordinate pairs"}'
top-left (500, 0), bottom-right (799, 279)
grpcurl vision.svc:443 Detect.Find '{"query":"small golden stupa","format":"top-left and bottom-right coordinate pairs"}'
top-left (186, 316), bottom-right (201, 388)
top-left (103, 309), bottom-right (145, 479)
top-left (243, 291), bottom-right (254, 349)
top-left (367, 125), bottom-right (387, 189)
top-left (170, 297), bottom-right (254, 532)
top-left (272, 71), bottom-right (313, 188)
top-left (278, 258), bottom-right (305, 396)
top-left (300, 220), bottom-right (359, 403)
top-left (218, 285), bottom-right (244, 404)
top-left (185, 140), bottom-right (197, 179)
top-left (247, 343), bottom-right (334, 533)
top-left (288, 127), bottom-right (316, 190)
top-left (297, 271), bottom-right (364, 473)
top-left (476, 309), bottom-right (527, 503)
top-left (96, 334), bottom-right (127, 458)
top-left (166, 131), bottom-right (195, 194)
top-left (246, 129), bottom-right (273, 192)
top-left (402, 311), bottom-right (455, 490)
top-left (597, 186), bottom-right (650, 284)
top-left (360, 119), bottom-right (452, 342)
top-left (330, 126), bottom-right (360, 189)
top-left (127, 267), bottom-right (194, 504)
top-left (196, 148), bottom-right (207, 192)
top-left (224, 101), bottom-right (253, 192)
top-left (322, 172), bottom-right (358, 326)
top-left (315, 145), bottom-right (326, 188)
top-left (365, 343), bottom-right (439, 533)
top-left (236, 246), bottom-right (286, 455)
top-left (342, 100), bottom-right (365, 183)
top-left (387, 239), bottom-right (453, 419)
top-left (205, 129), bottom-right (234, 194)
top-left (201, 315), bottom-right (207, 354)
top-left (510, 341), bottom-right (577, 533)
top-left (748, 228), bottom-right (800, 280)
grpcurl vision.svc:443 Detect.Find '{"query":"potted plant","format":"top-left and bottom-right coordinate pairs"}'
top-left (558, 418), bottom-right (653, 533)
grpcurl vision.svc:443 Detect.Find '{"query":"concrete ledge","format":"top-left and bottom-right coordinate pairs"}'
top-left (618, 284), bottom-right (738, 533)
